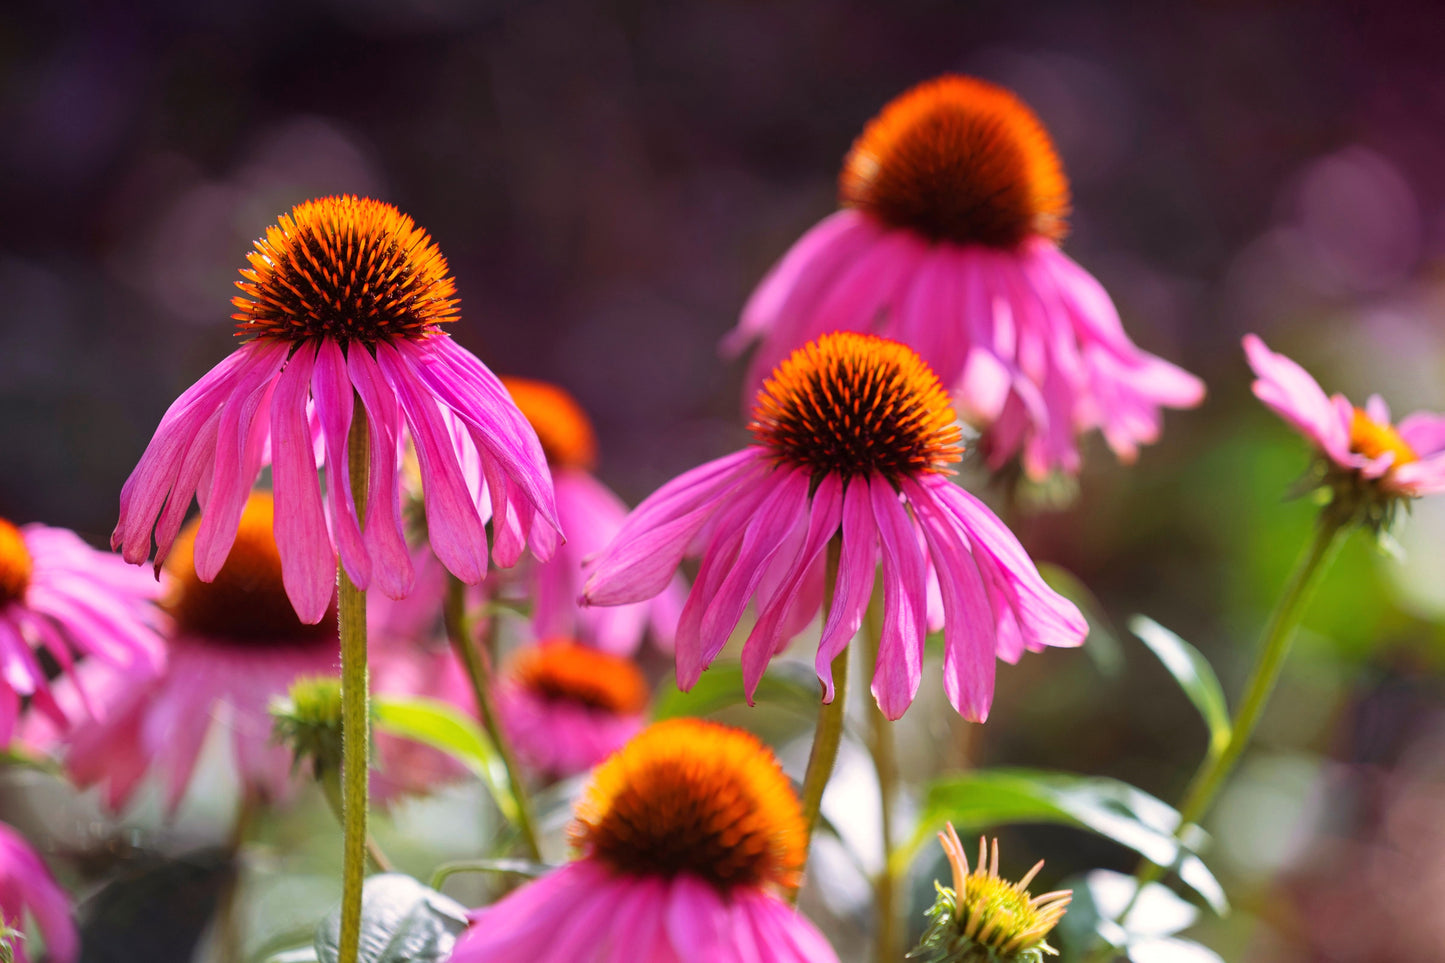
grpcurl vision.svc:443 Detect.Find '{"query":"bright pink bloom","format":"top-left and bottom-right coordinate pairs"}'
top-left (1245, 334), bottom-right (1445, 497)
top-left (48, 495), bottom-right (337, 811)
top-left (112, 197), bottom-right (559, 623)
top-left (452, 719), bottom-right (838, 963)
top-left (0, 823), bottom-right (77, 963)
top-left (0, 518), bottom-right (161, 744)
top-left (495, 640), bottom-right (648, 778)
top-left (728, 76), bottom-right (1203, 479)
top-left (497, 377), bottom-right (683, 655)
top-left (585, 333), bottom-right (1086, 722)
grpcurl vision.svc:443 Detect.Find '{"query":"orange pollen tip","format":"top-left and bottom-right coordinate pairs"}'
top-left (0, 519), bottom-right (33, 606)
top-left (571, 719), bottom-right (806, 893)
top-left (750, 332), bottom-right (964, 482)
top-left (500, 377), bottom-right (599, 471)
top-left (840, 74), bottom-right (1070, 248)
top-left (506, 641), bottom-right (648, 715)
top-left (231, 195), bottom-right (459, 346)
top-left (1349, 409), bottom-right (1418, 468)
top-left (164, 493), bottom-right (335, 646)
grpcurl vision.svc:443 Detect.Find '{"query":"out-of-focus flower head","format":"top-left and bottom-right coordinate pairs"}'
top-left (55, 494), bottom-right (339, 812)
top-left (0, 517), bottom-right (162, 744)
top-left (112, 196), bottom-right (560, 623)
top-left (495, 639), bottom-right (648, 778)
top-left (0, 822), bottom-right (77, 963)
top-left (1245, 334), bottom-right (1445, 528)
top-left (728, 75), bottom-right (1203, 479)
top-left (585, 332), bottom-right (1086, 722)
top-left (497, 376), bottom-right (684, 655)
top-left (450, 718), bottom-right (839, 962)
top-left (910, 825), bottom-right (1070, 963)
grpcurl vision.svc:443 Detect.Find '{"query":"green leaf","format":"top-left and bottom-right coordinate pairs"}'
top-left (651, 660), bottom-right (821, 721)
top-left (315, 875), bottom-right (469, 963)
top-left (903, 769), bottom-right (1227, 915)
top-left (1130, 616), bottom-right (1231, 758)
top-left (371, 695), bottom-right (519, 825)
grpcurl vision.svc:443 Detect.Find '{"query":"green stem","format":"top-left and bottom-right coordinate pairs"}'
top-left (320, 772), bottom-right (394, 873)
top-left (215, 794), bottom-right (257, 963)
top-left (864, 597), bottom-right (901, 963)
top-left (429, 858), bottom-right (550, 891)
top-left (444, 576), bottom-right (542, 861)
top-left (1088, 501), bottom-right (1358, 962)
top-left (337, 410), bottom-right (371, 963)
top-left (791, 537), bottom-right (847, 907)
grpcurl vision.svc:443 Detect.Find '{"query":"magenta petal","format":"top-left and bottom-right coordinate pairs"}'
top-left (268, 344), bottom-right (336, 624)
top-left (1243, 334), bottom-right (1350, 461)
top-left (904, 479), bottom-right (998, 721)
top-left (346, 346), bottom-right (414, 599)
top-left (814, 479), bottom-right (878, 701)
top-left (664, 875), bottom-right (731, 963)
top-left (310, 339), bottom-right (371, 589)
top-left (735, 890), bottom-right (840, 963)
top-left (376, 342), bottom-right (490, 583)
top-left (869, 477), bottom-right (928, 720)
top-left (193, 343), bottom-right (286, 581)
top-left (584, 450), bottom-right (762, 607)
top-left (741, 475), bottom-right (843, 702)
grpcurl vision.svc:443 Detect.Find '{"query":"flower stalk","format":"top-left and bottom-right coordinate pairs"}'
top-left (792, 536), bottom-right (847, 906)
top-left (444, 575), bottom-right (542, 861)
top-left (1088, 494), bottom-right (1361, 961)
top-left (336, 409), bottom-right (371, 963)
top-left (865, 595), bottom-right (901, 963)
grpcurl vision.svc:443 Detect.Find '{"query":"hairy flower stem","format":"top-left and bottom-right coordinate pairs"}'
top-left (864, 597), bottom-right (901, 963)
top-left (319, 772), bottom-right (394, 872)
top-left (792, 537), bottom-right (847, 907)
top-left (1088, 499), bottom-right (1358, 962)
top-left (444, 576), bottom-right (542, 861)
top-left (337, 410), bottom-right (371, 963)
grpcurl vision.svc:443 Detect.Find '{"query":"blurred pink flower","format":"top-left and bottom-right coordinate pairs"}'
top-left (1245, 334), bottom-right (1445, 496)
top-left (112, 196), bottom-right (559, 623)
top-left (0, 822), bottom-right (76, 963)
top-left (498, 377), bottom-right (683, 655)
top-left (0, 517), bottom-right (161, 745)
top-left (585, 333), bottom-right (1086, 722)
top-left (451, 719), bottom-right (838, 963)
top-left (495, 640), bottom-right (648, 778)
top-left (49, 495), bottom-right (337, 811)
top-left (727, 75), bottom-right (1203, 479)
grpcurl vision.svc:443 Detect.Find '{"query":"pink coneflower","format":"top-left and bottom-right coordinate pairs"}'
top-left (0, 822), bottom-right (77, 963)
top-left (112, 196), bottom-right (560, 623)
top-left (584, 332), bottom-right (1087, 722)
top-left (0, 517), bottom-right (161, 744)
top-left (1245, 334), bottom-right (1445, 499)
top-left (61, 494), bottom-right (338, 811)
top-left (451, 718), bottom-right (838, 963)
top-left (497, 377), bottom-right (682, 655)
top-left (728, 75), bottom-right (1203, 479)
top-left (495, 639), bottom-right (648, 778)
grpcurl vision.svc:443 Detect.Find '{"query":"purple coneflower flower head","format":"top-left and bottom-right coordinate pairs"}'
top-left (451, 719), bottom-right (839, 963)
top-left (1245, 334), bottom-right (1445, 499)
top-left (57, 495), bottom-right (338, 811)
top-left (497, 377), bottom-right (683, 655)
top-left (727, 75), bottom-right (1204, 479)
top-left (0, 822), bottom-right (77, 963)
top-left (495, 639), bottom-right (648, 779)
top-left (113, 196), bottom-right (560, 623)
top-left (0, 517), bottom-right (161, 744)
top-left (584, 332), bottom-right (1087, 722)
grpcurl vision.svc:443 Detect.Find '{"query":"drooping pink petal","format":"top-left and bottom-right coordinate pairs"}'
top-left (814, 479), bottom-right (878, 701)
top-left (310, 339), bottom-right (371, 589)
top-left (345, 345), bottom-right (414, 599)
top-left (1243, 334), bottom-right (1350, 462)
top-left (869, 477), bottom-right (929, 720)
top-left (269, 344), bottom-right (337, 624)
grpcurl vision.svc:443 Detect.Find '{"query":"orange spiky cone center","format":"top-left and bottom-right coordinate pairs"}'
top-left (0, 519), bottom-right (33, 606)
top-left (506, 641), bottom-right (648, 714)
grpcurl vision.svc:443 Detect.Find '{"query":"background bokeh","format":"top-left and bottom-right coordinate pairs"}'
top-left (4, 1), bottom-right (1445, 960)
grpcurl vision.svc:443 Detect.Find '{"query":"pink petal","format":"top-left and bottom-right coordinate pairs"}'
top-left (869, 477), bottom-right (928, 720)
top-left (310, 340), bottom-right (371, 589)
top-left (814, 479), bottom-right (878, 702)
top-left (268, 344), bottom-right (336, 624)
top-left (346, 346), bottom-right (415, 599)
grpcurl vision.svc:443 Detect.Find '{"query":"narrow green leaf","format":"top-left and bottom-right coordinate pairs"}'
top-left (315, 875), bottom-right (469, 963)
top-left (1130, 615), bottom-right (1231, 757)
top-left (371, 695), bottom-right (519, 825)
top-left (651, 661), bottom-right (820, 721)
top-left (903, 768), bottom-right (1227, 914)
